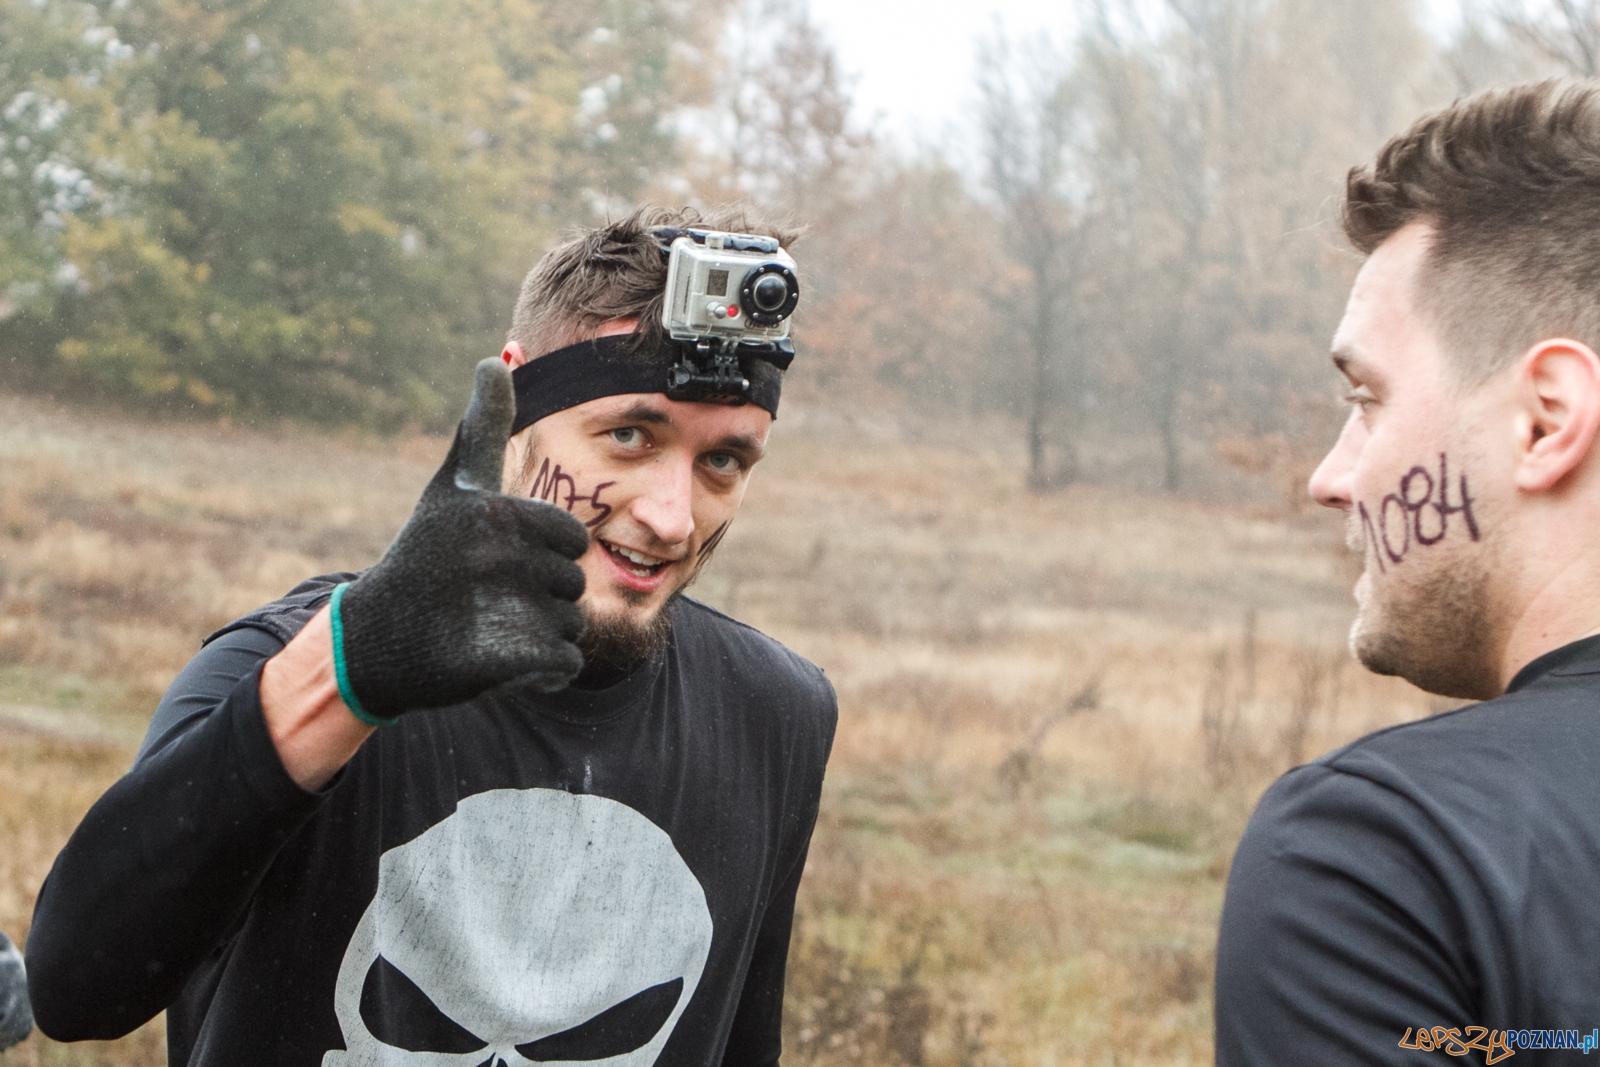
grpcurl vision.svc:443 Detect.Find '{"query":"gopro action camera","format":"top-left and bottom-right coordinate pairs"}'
top-left (656, 228), bottom-right (799, 403)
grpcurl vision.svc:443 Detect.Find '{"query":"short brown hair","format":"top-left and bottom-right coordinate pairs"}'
top-left (1343, 78), bottom-right (1600, 384)
top-left (508, 204), bottom-right (800, 358)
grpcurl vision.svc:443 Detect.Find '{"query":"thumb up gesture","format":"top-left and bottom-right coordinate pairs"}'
top-left (331, 358), bottom-right (589, 723)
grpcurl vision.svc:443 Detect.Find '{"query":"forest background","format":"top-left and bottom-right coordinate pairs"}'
top-left (7, 0), bottom-right (1600, 1064)
top-left (6, 0), bottom-right (1597, 496)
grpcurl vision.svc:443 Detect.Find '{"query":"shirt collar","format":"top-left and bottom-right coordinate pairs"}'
top-left (1506, 633), bottom-right (1600, 693)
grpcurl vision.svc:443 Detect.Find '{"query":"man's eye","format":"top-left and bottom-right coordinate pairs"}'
top-left (704, 452), bottom-right (741, 473)
top-left (610, 427), bottom-right (644, 448)
top-left (1342, 388), bottom-right (1375, 410)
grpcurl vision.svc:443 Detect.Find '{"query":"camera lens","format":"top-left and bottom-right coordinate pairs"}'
top-left (752, 273), bottom-right (789, 312)
top-left (739, 263), bottom-right (799, 326)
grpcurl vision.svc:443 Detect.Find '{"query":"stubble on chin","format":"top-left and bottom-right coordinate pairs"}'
top-left (1344, 511), bottom-right (1500, 700)
top-left (578, 598), bottom-right (675, 671)
top-left (577, 539), bottom-right (720, 671)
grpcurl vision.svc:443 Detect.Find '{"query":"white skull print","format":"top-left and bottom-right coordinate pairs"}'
top-left (323, 788), bottom-right (713, 1067)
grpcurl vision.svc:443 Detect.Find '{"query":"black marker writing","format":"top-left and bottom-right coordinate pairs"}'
top-left (697, 520), bottom-right (730, 563)
top-left (1358, 451), bottom-right (1479, 573)
top-left (528, 458), bottom-right (615, 528)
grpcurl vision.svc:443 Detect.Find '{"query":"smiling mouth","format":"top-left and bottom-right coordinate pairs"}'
top-left (599, 539), bottom-right (672, 578)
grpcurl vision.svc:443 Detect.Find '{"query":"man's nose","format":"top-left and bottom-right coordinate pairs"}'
top-left (1308, 409), bottom-right (1361, 509)
top-left (629, 457), bottom-right (696, 547)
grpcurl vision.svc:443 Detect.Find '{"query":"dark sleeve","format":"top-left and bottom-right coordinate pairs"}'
top-left (1215, 764), bottom-right (1476, 1066)
top-left (721, 675), bottom-right (836, 1067)
top-left (719, 837), bottom-right (811, 1067)
top-left (26, 629), bottom-right (329, 1041)
top-left (137, 625), bottom-right (286, 763)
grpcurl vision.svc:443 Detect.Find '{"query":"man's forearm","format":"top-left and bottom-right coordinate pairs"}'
top-left (260, 605), bottom-right (376, 791)
top-left (27, 665), bottom-right (326, 1040)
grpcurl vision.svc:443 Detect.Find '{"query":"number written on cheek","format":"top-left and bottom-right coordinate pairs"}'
top-left (1357, 452), bottom-right (1480, 573)
top-left (527, 457), bottom-right (615, 529)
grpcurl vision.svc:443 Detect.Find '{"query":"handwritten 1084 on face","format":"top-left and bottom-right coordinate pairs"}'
top-left (1357, 452), bottom-right (1480, 573)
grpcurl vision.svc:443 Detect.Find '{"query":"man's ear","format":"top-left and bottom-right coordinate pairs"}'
top-left (1515, 338), bottom-right (1600, 492)
top-left (496, 343), bottom-right (531, 494)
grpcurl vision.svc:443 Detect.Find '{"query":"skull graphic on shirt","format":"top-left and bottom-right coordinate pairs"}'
top-left (323, 788), bottom-right (713, 1067)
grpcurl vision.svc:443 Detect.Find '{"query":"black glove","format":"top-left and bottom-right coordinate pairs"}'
top-left (331, 358), bottom-right (589, 724)
top-left (0, 930), bottom-right (31, 1051)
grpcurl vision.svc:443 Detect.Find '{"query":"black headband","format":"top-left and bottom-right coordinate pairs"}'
top-left (509, 335), bottom-right (785, 436)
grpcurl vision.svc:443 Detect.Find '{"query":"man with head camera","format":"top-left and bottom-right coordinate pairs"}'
top-left (25, 206), bottom-right (835, 1067)
top-left (1216, 80), bottom-right (1600, 1062)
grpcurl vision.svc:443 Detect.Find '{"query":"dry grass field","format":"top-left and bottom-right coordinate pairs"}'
top-left (0, 391), bottom-right (1437, 1066)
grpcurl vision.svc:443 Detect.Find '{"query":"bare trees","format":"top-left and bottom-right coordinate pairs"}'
top-left (957, 0), bottom-right (1433, 494)
top-left (1495, 0), bottom-right (1600, 75)
top-left (975, 32), bottom-right (1089, 489)
top-left (968, 2), bottom-right (1265, 493)
top-left (695, 0), bottom-right (1504, 500)
top-left (704, 0), bottom-right (1427, 496)
top-left (723, 2), bottom-right (866, 221)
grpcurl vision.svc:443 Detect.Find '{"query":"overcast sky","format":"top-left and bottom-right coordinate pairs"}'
top-left (805, 0), bottom-right (1075, 150)
top-left (804, 0), bottom-right (1465, 152)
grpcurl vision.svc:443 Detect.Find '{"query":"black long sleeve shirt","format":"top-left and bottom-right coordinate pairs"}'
top-left (1217, 635), bottom-right (1600, 1065)
top-left (28, 575), bottom-right (836, 1066)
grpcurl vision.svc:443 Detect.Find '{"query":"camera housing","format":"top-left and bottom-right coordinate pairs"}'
top-left (662, 229), bottom-right (799, 341)
top-left (657, 228), bottom-right (799, 404)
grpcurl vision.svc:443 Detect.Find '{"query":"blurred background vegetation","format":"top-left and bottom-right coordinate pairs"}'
top-left (0, 0), bottom-right (699, 426)
top-left (6, 1), bottom-right (1600, 1064)
top-left (1, 0), bottom-right (1591, 490)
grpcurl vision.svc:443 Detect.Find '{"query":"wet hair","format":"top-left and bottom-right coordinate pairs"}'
top-left (1343, 78), bottom-right (1600, 384)
top-left (507, 204), bottom-right (800, 358)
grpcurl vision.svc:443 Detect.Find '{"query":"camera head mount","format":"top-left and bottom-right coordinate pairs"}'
top-left (653, 227), bottom-right (799, 405)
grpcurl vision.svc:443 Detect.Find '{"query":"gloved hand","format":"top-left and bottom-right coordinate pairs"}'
top-left (331, 358), bottom-right (589, 724)
top-left (0, 930), bottom-right (31, 1051)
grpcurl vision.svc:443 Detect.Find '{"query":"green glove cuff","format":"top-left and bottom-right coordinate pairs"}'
top-left (329, 582), bottom-right (399, 728)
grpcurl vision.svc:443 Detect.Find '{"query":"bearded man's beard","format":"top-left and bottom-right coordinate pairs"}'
top-left (578, 599), bottom-right (677, 673)
top-left (1346, 513), bottom-right (1500, 701)
top-left (574, 537), bottom-right (719, 675)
